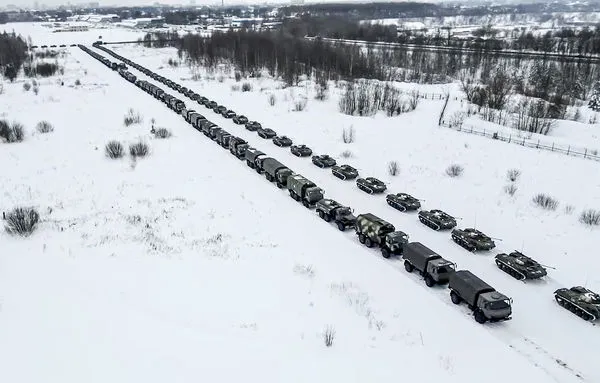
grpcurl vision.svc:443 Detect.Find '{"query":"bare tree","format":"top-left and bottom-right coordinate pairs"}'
top-left (485, 67), bottom-right (512, 110)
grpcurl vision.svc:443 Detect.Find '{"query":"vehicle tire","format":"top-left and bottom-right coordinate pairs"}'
top-left (323, 214), bottom-right (331, 222)
top-left (358, 234), bottom-right (366, 244)
top-left (474, 310), bottom-right (487, 324)
top-left (425, 275), bottom-right (435, 287)
top-left (276, 183), bottom-right (284, 189)
top-left (337, 222), bottom-right (345, 231)
top-left (365, 238), bottom-right (373, 248)
top-left (450, 291), bottom-right (461, 305)
top-left (404, 261), bottom-right (413, 272)
top-left (318, 210), bottom-right (325, 219)
top-left (302, 200), bottom-right (310, 208)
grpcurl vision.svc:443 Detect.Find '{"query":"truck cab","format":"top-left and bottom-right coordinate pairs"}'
top-left (477, 291), bottom-right (512, 321)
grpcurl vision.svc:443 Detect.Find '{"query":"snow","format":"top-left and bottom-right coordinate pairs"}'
top-left (2, 23), bottom-right (600, 383)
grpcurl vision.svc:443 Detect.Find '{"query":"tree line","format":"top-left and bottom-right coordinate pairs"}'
top-left (0, 32), bottom-right (28, 81)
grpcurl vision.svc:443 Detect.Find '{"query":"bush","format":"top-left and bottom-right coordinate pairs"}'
top-left (36, 121), bottom-right (54, 133)
top-left (507, 169), bottom-right (521, 182)
top-left (33, 86), bottom-right (39, 95)
top-left (340, 150), bottom-right (353, 158)
top-left (579, 209), bottom-right (600, 226)
top-left (268, 94), bottom-right (276, 106)
top-left (235, 72), bottom-right (242, 82)
top-left (32, 79), bottom-right (37, 87)
top-left (23, 82), bottom-right (31, 91)
top-left (129, 142), bottom-right (149, 158)
top-left (105, 140), bottom-right (124, 159)
top-left (0, 121), bottom-right (25, 143)
top-left (4, 207), bottom-right (40, 237)
top-left (75, 79), bottom-right (81, 86)
top-left (445, 164), bottom-right (464, 178)
top-left (532, 193), bottom-right (559, 210)
top-left (293, 98), bottom-right (307, 111)
top-left (35, 62), bottom-right (60, 77)
top-left (323, 325), bottom-right (335, 347)
top-left (388, 161), bottom-right (399, 176)
top-left (564, 205), bottom-right (575, 215)
top-left (231, 84), bottom-right (240, 91)
top-left (342, 126), bottom-right (354, 143)
top-left (504, 184), bottom-right (517, 196)
top-left (217, 75), bottom-right (224, 83)
top-left (123, 108), bottom-right (142, 126)
top-left (167, 58), bottom-right (178, 67)
top-left (153, 128), bottom-right (171, 139)
top-left (242, 82), bottom-right (252, 92)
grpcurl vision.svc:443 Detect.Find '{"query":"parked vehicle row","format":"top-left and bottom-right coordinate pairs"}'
top-left (30, 44), bottom-right (77, 49)
top-left (81, 44), bottom-right (600, 324)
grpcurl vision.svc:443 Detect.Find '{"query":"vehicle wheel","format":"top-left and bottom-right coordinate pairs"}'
top-left (450, 291), bottom-right (461, 305)
top-left (382, 249), bottom-right (390, 259)
top-left (318, 210), bottom-right (325, 219)
top-left (474, 310), bottom-right (487, 324)
top-left (323, 214), bottom-right (331, 222)
top-left (302, 200), bottom-right (310, 208)
top-left (404, 261), bottom-right (413, 272)
top-left (365, 238), bottom-right (373, 248)
top-left (425, 275), bottom-right (435, 287)
top-left (276, 183), bottom-right (284, 189)
top-left (358, 234), bottom-right (366, 244)
top-left (337, 222), bottom-right (345, 231)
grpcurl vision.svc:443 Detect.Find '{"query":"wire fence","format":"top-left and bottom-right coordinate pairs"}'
top-left (440, 122), bottom-right (600, 162)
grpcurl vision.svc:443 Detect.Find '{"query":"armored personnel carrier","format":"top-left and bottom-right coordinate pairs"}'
top-left (418, 209), bottom-right (457, 230)
top-left (451, 228), bottom-right (495, 251)
top-left (386, 193), bottom-right (421, 212)
top-left (312, 155), bottom-right (337, 168)
top-left (273, 136), bottom-right (293, 147)
top-left (554, 286), bottom-right (600, 322)
top-left (495, 251), bottom-right (547, 280)
top-left (331, 164), bottom-right (358, 180)
top-left (356, 177), bottom-right (386, 194)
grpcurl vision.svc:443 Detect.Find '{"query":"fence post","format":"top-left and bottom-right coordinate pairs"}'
top-left (536, 140), bottom-right (540, 149)
top-left (523, 138), bottom-right (526, 146)
top-left (584, 148), bottom-right (587, 159)
top-left (508, 134), bottom-right (511, 143)
top-left (551, 143), bottom-right (554, 151)
top-left (567, 146), bottom-right (570, 155)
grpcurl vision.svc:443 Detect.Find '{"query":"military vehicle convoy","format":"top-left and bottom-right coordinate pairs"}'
top-left (451, 228), bottom-right (496, 251)
top-left (229, 137), bottom-right (250, 159)
top-left (403, 242), bottom-right (456, 287)
top-left (354, 213), bottom-right (409, 258)
top-left (554, 286), bottom-right (600, 321)
top-left (448, 270), bottom-right (513, 324)
top-left (287, 174), bottom-right (324, 208)
top-left (495, 251), bottom-right (547, 280)
top-left (262, 158), bottom-right (293, 188)
top-left (386, 193), bottom-right (421, 212)
top-left (315, 199), bottom-right (357, 231)
top-left (418, 209), bottom-right (457, 230)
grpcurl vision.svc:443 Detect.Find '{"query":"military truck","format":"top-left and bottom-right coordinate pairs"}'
top-left (494, 251), bottom-right (547, 280)
top-left (215, 130), bottom-right (232, 148)
top-left (286, 174), bottom-right (324, 208)
top-left (229, 137), bottom-right (250, 160)
top-left (448, 270), bottom-right (512, 324)
top-left (554, 286), bottom-right (600, 322)
top-left (245, 148), bottom-right (266, 170)
top-left (263, 158), bottom-right (293, 188)
top-left (315, 199), bottom-right (356, 231)
top-left (354, 213), bottom-right (409, 258)
top-left (403, 242), bottom-right (456, 287)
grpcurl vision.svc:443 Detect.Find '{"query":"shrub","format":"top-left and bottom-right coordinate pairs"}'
top-left (217, 75), bottom-right (224, 83)
top-left (105, 140), bottom-right (124, 159)
top-left (579, 209), bottom-right (600, 226)
top-left (504, 184), bottom-right (517, 196)
top-left (4, 207), bottom-right (40, 237)
top-left (129, 142), bottom-right (149, 158)
top-left (507, 169), bottom-right (521, 182)
top-left (445, 164), bottom-right (464, 178)
top-left (23, 82), bottom-right (31, 91)
top-left (342, 126), bottom-right (354, 143)
top-left (388, 161), bottom-right (399, 176)
top-left (231, 84), bottom-right (240, 92)
top-left (532, 193), bottom-right (559, 210)
top-left (323, 325), bottom-right (335, 347)
top-left (242, 82), bottom-right (252, 92)
top-left (33, 86), bottom-right (39, 95)
top-left (234, 72), bottom-right (242, 82)
top-left (268, 94), bottom-right (276, 106)
top-left (315, 83), bottom-right (328, 101)
top-left (564, 205), bottom-right (575, 215)
top-left (36, 121), bottom-right (54, 133)
top-left (340, 150), bottom-right (353, 158)
top-left (0, 119), bottom-right (9, 140)
top-left (123, 108), bottom-right (142, 126)
top-left (75, 79), bottom-right (81, 86)
top-left (293, 98), bottom-right (307, 111)
top-left (0, 121), bottom-right (25, 143)
top-left (32, 79), bottom-right (37, 87)
top-left (167, 58), bottom-right (178, 67)
top-left (35, 62), bottom-right (60, 77)
top-left (153, 128), bottom-right (171, 139)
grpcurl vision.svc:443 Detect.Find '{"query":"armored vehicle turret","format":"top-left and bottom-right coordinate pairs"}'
top-left (451, 228), bottom-right (495, 251)
top-left (554, 286), bottom-right (600, 322)
top-left (495, 251), bottom-right (547, 280)
top-left (418, 209), bottom-right (457, 230)
top-left (355, 213), bottom-right (409, 258)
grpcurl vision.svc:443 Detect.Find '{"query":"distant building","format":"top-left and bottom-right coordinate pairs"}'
top-left (120, 17), bottom-right (165, 29)
top-left (290, 0), bottom-right (304, 4)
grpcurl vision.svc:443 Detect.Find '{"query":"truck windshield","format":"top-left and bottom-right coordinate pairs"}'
top-left (337, 208), bottom-right (351, 216)
top-left (437, 266), bottom-right (454, 273)
top-left (486, 300), bottom-right (510, 310)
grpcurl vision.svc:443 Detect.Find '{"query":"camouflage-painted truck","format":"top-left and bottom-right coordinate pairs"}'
top-left (448, 270), bottom-right (512, 324)
top-left (262, 158), bottom-right (293, 188)
top-left (403, 242), bottom-right (456, 287)
top-left (354, 213), bottom-right (409, 258)
top-left (286, 174), bottom-right (324, 208)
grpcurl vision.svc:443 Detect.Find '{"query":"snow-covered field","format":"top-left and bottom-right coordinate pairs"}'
top-left (2, 23), bottom-right (600, 383)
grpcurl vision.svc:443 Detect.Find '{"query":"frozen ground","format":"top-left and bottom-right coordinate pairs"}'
top-left (1, 23), bottom-right (599, 383)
